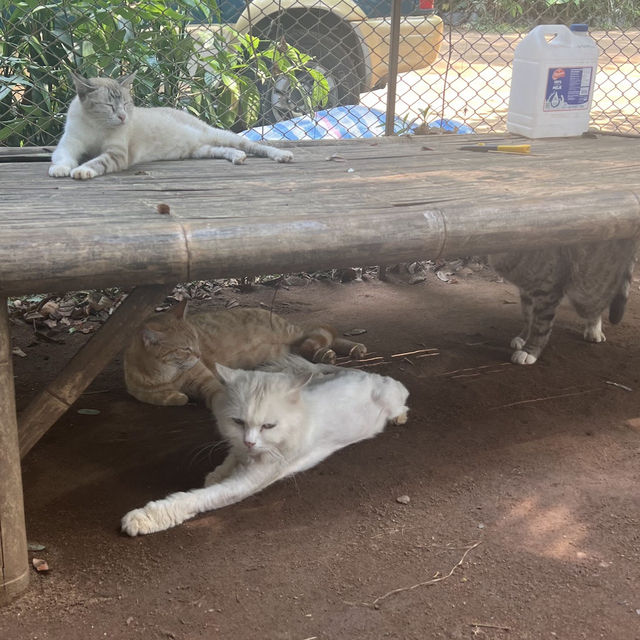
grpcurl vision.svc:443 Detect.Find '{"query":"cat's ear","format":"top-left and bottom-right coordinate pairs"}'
top-left (118, 71), bottom-right (137, 89)
top-left (172, 299), bottom-right (188, 320)
top-left (141, 326), bottom-right (162, 347)
top-left (70, 71), bottom-right (95, 98)
top-left (287, 372), bottom-right (313, 398)
top-left (215, 363), bottom-right (240, 385)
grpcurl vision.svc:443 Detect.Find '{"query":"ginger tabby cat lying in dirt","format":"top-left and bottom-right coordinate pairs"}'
top-left (124, 300), bottom-right (367, 409)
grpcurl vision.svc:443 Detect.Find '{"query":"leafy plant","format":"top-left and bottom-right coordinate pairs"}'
top-left (0, 0), bottom-right (329, 146)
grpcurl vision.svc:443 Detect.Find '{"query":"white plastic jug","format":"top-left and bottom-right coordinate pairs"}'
top-left (507, 24), bottom-right (599, 138)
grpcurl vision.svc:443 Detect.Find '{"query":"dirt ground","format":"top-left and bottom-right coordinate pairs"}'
top-left (2, 265), bottom-right (640, 640)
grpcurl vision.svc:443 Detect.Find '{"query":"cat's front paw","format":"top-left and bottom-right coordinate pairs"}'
top-left (228, 150), bottom-right (246, 165)
top-left (71, 165), bottom-right (98, 180)
top-left (121, 495), bottom-right (190, 536)
top-left (511, 350), bottom-right (538, 365)
top-left (49, 164), bottom-right (72, 178)
top-left (272, 149), bottom-right (293, 163)
top-left (121, 507), bottom-right (162, 536)
top-left (510, 336), bottom-right (526, 350)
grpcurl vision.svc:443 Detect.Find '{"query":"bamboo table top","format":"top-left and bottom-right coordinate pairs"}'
top-left (1, 133), bottom-right (640, 297)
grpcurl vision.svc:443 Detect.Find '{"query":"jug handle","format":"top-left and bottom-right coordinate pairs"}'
top-left (530, 24), bottom-right (572, 47)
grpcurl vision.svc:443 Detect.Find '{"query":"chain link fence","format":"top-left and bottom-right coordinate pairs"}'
top-left (1, 0), bottom-right (639, 148)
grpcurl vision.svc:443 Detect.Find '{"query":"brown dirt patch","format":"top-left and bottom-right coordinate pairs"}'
top-left (2, 267), bottom-right (640, 640)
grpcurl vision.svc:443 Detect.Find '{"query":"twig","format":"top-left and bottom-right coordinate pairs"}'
top-left (416, 352), bottom-right (440, 359)
top-left (357, 361), bottom-right (392, 368)
top-left (605, 380), bottom-right (633, 392)
top-left (391, 348), bottom-right (439, 358)
top-left (492, 389), bottom-right (598, 409)
top-left (440, 363), bottom-right (510, 376)
top-left (349, 541), bottom-right (481, 608)
top-left (470, 622), bottom-right (510, 632)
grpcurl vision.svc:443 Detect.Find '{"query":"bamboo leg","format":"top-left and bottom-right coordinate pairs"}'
top-left (0, 297), bottom-right (29, 604)
top-left (18, 285), bottom-right (172, 458)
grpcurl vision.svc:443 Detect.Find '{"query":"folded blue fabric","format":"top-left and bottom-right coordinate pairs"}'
top-left (241, 106), bottom-right (473, 141)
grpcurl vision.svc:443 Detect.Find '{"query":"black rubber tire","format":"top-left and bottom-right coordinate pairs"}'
top-left (258, 26), bottom-right (361, 125)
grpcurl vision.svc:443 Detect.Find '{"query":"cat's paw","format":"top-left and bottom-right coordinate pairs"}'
top-left (511, 350), bottom-right (538, 365)
top-left (583, 326), bottom-right (606, 343)
top-left (272, 149), bottom-right (293, 163)
top-left (229, 150), bottom-right (246, 165)
top-left (121, 495), bottom-right (190, 536)
top-left (48, 164), bottom-right (72, 178)
top-left (164, 391), bottom-right (189, 406)
top-left (121, 507), bottom-right (162, 536)
top-left (71, 165), bottom-right (98, 180)
top-left (510, 336), bottom-right (526, 350)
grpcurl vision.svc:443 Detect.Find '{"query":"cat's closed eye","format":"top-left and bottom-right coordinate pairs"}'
top-left (261, 423), bottom-right (276, 430)
top-left (232, 417), bottom-right (245, 427)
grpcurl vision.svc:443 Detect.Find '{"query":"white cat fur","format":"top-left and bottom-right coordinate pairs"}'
top-left (49, 72), bottom-right (292, 180)
top-left (121, 357), bottom-right (409, 535)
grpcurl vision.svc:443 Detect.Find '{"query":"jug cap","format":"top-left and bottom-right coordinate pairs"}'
top-left (570, 23), bottom-right (589, 32)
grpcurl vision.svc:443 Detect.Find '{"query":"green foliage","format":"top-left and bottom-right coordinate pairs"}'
top-left (441, 0), bottom-right (640, 28)
top-left (0, 0), bottom-right (329, 146)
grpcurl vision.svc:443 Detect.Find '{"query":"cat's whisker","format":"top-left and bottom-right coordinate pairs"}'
top-left (186, 439), bottom-right (228, 469)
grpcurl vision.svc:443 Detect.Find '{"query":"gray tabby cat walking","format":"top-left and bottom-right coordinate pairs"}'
top-left (490, 237), bottom-right (637, 365)
top-left (49, 72), bottom-right (292, 180)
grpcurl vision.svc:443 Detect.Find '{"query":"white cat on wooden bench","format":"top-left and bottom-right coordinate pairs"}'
top-left (49, 71), bottom-right (292, 180)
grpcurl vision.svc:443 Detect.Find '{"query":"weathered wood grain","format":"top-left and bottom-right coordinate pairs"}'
top-left (1, 135), bottom-right (639, 295)
top-left (0, 298), bottom-right (29, 604)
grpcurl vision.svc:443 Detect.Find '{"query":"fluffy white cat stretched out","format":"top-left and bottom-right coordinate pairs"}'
top-left (121, 357), bottom-right (409, 536)
top-left (49, 72), bottom-right (292, 180)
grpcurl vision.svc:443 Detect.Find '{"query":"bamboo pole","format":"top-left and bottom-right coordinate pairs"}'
top-left (0, 298), bottom-right (29, 604)
top-left (19, 285), bottom-right (172, 458)
top-left (1, 190), bottom-right (639, 297)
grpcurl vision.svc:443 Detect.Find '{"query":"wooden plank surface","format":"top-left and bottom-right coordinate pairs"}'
top-left (1, 134), bottom-right (639, 296)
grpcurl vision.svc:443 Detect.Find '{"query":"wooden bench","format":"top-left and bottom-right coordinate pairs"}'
top-left (1, 133), bottom-right (639, 603)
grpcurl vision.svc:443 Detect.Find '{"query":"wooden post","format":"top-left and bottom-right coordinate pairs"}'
top-left (0, 297), bottom-right (29, 604)
top-left (19, 285), bottom-right (172, 459)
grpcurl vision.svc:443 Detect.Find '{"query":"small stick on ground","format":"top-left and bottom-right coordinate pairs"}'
top-left (346, 541), bottom-right (481, 608)
top-left (357, 361), bottom-right (392, 368)
top-left (440, 363), bottom-right (510, 376)
top-left (492, 388), bottom-right (598, 409)
top-left (391, 348), bottom-right (439, 358)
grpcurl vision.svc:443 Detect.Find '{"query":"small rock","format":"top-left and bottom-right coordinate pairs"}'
top-left (396, 495), bottom-right (411, 505)
top-left (477, 523), bottom-right (485, 529)
top-left (32, 558), bottom-right (49, 573)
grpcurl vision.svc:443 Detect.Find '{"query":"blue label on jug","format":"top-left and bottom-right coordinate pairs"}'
top-left (543, 66), bottom-right (593, 111)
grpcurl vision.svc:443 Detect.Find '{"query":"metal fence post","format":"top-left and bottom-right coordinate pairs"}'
top-left (384, 0), bottom-right (403, 136)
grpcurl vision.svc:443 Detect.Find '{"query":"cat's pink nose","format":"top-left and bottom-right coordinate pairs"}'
top-left (118, 114), bottom-right (126, 123)
top-left (244, 440), bottom-right (255, 449)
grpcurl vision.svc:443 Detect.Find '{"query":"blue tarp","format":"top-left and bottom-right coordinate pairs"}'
top-left (241, 106), bottom-right (473, 141)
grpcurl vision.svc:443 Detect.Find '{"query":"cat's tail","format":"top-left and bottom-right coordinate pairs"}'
top-left (609, 258), bottom-right (635, 324)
